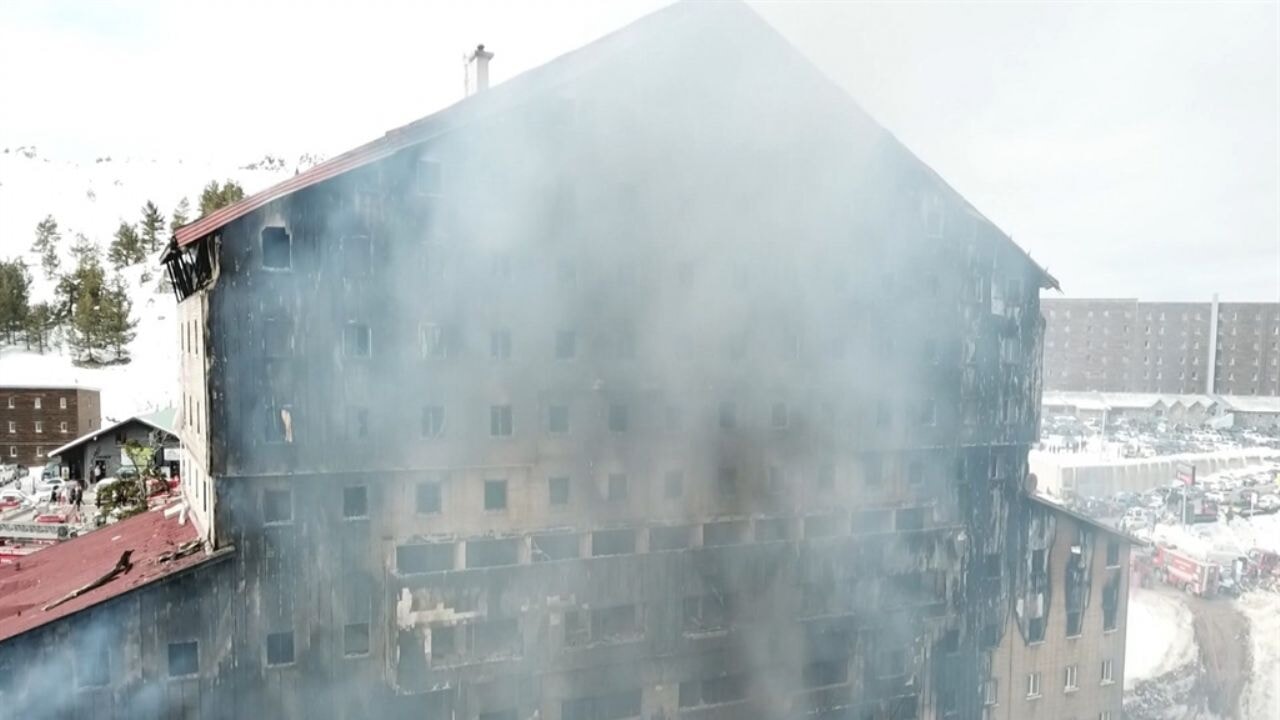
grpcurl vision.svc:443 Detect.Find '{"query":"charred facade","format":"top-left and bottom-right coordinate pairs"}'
top-left (1, 4), bottom-right (1067, 719)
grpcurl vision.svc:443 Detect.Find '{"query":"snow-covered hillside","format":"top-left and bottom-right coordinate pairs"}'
top-left (0, 147), bottom-right (321, 421)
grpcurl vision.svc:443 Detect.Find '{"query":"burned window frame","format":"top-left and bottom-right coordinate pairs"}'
top-left (261, 226), bottom-right (292, 270)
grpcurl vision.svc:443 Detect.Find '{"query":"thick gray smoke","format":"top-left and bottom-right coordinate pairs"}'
top-left (0, 3), bottom-right (1046, 718)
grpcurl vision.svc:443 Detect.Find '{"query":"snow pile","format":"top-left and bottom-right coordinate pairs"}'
top-left (1239, 591), bottom-right (1280, 720)
top-left (1139, 510), bottom-right (1280, 558)
top-left (1125, 588), bottom-right (1198, 688)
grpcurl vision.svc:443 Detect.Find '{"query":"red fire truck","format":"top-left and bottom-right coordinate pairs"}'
top-left (1152, 544), bottom-right (1220, 596)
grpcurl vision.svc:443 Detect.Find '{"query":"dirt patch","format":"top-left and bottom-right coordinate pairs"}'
top-left (1184, 594), bottom-right (1250, 718)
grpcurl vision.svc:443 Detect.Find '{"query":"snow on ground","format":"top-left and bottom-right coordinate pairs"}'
top-left (1126, 587), bottom-right (1198, 689)
top-left (1138, 507), bottom-right (1280, 558)
top-left (0, 265), bottom-right (176, 421)
top-left (1238, 591), bottom-right (1280, 720)
top-left (0, 147), bottom-right (321, 421)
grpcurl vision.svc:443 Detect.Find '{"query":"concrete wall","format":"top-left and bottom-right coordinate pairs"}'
top-left (1030, 449), bottom-right (1280, 498)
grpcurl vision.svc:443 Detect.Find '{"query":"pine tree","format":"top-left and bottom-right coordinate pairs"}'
top-left (101, 274), bottom-right (138, 362)
top-left (170, 197), bottom-right (190, 234)
top-left (67, 254), bottom-right (107, 364)
top-left (108, 221), bottom-right (145, 269)
top-left (199, 180), bottom-right (246, 216)
top-left (0, 258), bottom-right (32, 344)
top-left (69, 232), bottom-right (99, 265)
top-left (30, 215), bottom-right (61, 280)
top-left (23, 302), bottom-right (56, 353)
top-left (139, 201), bottom-right (165, 253)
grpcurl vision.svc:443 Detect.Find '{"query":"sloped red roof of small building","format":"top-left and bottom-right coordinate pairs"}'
top-left (0, 502), bottom-right (214, 643)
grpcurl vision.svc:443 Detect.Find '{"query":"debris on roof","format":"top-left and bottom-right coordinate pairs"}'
top-left (0, 501), bottom-right (215, 643)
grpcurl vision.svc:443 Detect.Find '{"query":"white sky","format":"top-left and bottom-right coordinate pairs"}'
top-left (1, 0), bottom-right (1276, 300)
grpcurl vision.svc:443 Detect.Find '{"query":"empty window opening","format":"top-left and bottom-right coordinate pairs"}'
top-left (548, 404), bottom-right (570, 434)
top-left (421, 405), bottom-right (445, 437)
top-left (802, 659), bottom-right (849, 688)
top-left (1032, 548), bottom-right (1047, 574)
top-left (650, 525), bottom-right (691, 551)
top-left (343, 623), bottom-right (370, 657)
top-left (484, 479), bottom-right (508, 511)
top-left (607, 473), bottom-right (628, 501)
top-left (683, 594), bottom-right (731, 634)
top-left (1102, 581), bottom-right (1119, 631)
top-left (549, 476), bottom-right (570, 506)
top-left (984, 553), bottom-right (1002, 579)
top-left (1066, 610), bottom-right (1082, 637)
top-left (396, 543), bottom-right (454, 574)
top-left (466, 538), bottom-right (519, 568)
top-left (266, 631), bottom-right (295, 666)
top-left (608, 404), bottom-right (628, 433)
top-left (532, 532), bottom-right (578, 561)
top-left (490, 405), bottom-right (513, 437)
top-left (717, 466), bottom-right (737, 497)
top-left (167, 641), bottom-right (198, 678)
top-left (342, 486), bottom-right (368, 519)
top-left (263, 489), bottom-right (292, 524)
top-left (261, 226), bottom-right (291, 269)
top-left (592, 529), bottom-right (635, 556)
top-left (555, 330), bottom-right (577, 360)
top-left (343, 323), bottom-right (371, 358)
top-left (1106, 541), bottom-right (1121, 568)
top-left (416, 481), bottom-right (442, 514)
top-left (1028, 617), bottom-right (1045, 643)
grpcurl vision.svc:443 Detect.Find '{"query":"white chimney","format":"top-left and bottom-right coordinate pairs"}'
top-left (465, 44), bottom-right (494, 97)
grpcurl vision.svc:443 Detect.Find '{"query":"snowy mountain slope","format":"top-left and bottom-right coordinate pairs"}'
top-left (0, 148), bottom-right (320, 422)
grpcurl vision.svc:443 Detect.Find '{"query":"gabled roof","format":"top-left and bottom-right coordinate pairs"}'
top-left (1217, 395), bottom-right (1280, 414)
top-left (167, 2), bottom-right (1056, 288)
top-left (0, 501), bottom-right (221, 643)
top-left (47, 407), bottom-right (178, 460)
top-left (1028, 493), bottom-right (1145, 546)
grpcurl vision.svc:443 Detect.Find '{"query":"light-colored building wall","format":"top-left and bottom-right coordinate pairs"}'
top-left (988, 505), bottom-right (1130, 720)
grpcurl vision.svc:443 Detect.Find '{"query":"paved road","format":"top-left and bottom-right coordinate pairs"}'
top-left (1182, 591), bottom-right (1251, 718)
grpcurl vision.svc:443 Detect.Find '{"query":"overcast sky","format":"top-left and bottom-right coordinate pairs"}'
top-left (1, 0), bottom-right (1276, 300)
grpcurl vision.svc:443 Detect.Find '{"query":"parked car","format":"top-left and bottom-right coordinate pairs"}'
top-left (33, 478), bottom-right (69, 504)
top-left (0, 487), bottom-right (32, 509)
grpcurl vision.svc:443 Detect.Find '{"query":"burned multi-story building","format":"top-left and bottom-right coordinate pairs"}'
top-left (0, 4), bottom-right (1121, 719)
top-left (985, 497), bottom-right (1134, 720)
top-left (1042, 297), bottom-right (1280, 395)
top-left (0, 384), bottom-right (101, 468)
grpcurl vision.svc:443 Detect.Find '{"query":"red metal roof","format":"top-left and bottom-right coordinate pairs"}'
top-left (0, 501), bottom-right (215, 643)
